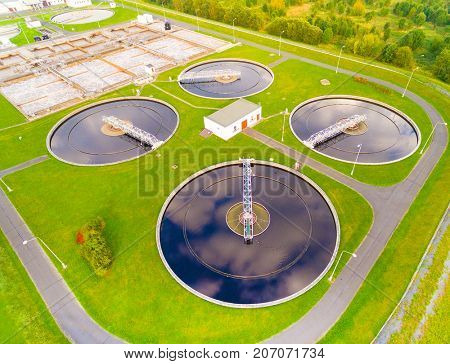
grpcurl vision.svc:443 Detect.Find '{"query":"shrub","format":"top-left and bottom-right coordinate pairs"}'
top-left (266, 17), bottom-right (323, 45)
top-left (393, 46), bottom-right (415, 69)
top-left (79, 217), bottom-right (113, 276)
top-left (433, 48), bottom-right (450, 83)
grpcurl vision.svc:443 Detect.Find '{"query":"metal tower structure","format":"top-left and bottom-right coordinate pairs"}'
top-left (241, 158), bottom-right (254, 244)
top-left (102, 116), bottom-right (163, 148)
top-left (179, 69), bottom-right (241, 84)
top-left (303, 114), bottom-right (367, 149)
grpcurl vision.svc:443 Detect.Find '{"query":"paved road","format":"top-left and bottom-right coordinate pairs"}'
top-left (0, 157), bottom-right (122, 344)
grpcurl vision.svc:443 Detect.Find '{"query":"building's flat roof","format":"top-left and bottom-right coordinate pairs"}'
top-left (206, 98), bottom-right (260, 127)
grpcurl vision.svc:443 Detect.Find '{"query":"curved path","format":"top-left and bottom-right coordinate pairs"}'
top-left (0, 13), bottom-right (447, 343)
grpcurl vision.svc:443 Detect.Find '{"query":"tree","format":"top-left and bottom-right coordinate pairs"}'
top-left (433, 48), bottom-right (450, 83)
top-left (322, 27), bottom-right (333, 43)
top-left (393, 46), bottom-right (415, 69)
top-left (353, 33), bottom-right (384, 57)
top-left (352, 0), bottom-right (365, 16)
top-left (78, 217), bottom-right (113, 277)
top-left (399, 29), bottom-right (425, 50)
top-left (414, 12), bottom-right (426, 26)
top-left (380, 43), bottom-right (398, 63)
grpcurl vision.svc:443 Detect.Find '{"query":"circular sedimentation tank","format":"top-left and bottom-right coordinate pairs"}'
top-left (47, 98), bottom-right (179, 166)
top-left (51, 9), bottom-right (114, 25)
top-left (157, 161), bottom-right (339, 307)
top-left (290, 96), bottom-right (420, 165)
top-left (178, 59), bottom-right (274, 99)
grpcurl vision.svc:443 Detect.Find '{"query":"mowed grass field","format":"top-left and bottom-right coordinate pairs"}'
top-left (0, 232), bottom-right (67, 343)
top-left (0, 45), bottom-right (374, 343)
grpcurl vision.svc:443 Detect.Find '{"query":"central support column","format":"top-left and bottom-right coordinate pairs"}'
top-left (241, 158), bottom-right (254, 244)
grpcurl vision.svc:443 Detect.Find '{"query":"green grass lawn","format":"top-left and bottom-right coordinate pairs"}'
top-left (0, 232), bottom-right (67, 343)
top-left (0, 18), bottom-right (43, 47)
top-left (0, 45), bottom-right (373, 342)
top-left (389, 226), bottom-right (449, 344)
top-left (320, 150), bottom-right (449, 343)
top-left (417, 272), bottom-right (450, 344)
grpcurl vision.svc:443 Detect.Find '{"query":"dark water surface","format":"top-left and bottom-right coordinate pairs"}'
top-left (291, 97), bottom-right (419, 164)
top-left (48, 99), bottom-right (178, 165)
top-left (179, 60), bottom-right (273, 99)
top-left (159, 163), bottom-right (338, 306)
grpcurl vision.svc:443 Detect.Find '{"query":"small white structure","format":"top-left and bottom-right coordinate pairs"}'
top-left (66, 0), bottom-right (92, 8)
top-left (137, 13), bottom-right (154, 25)
top-left (109, 1), bottom-right (116, 8)
top-left (26, 20), bottom-right (42, 28)
top-left (144, 64), bottom-right (155, 76)
top-left (204, 99), bottom-right (261, 141)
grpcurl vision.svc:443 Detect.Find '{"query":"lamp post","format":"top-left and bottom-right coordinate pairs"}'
top-left (402, 66), bottom-right (419, 98)
top-left (351, 143), bottom-right (362, 176)
top-left (336, 45), bottom-right (345, 74)
top-left (281, 108), bottom-right (288, 142)
top-left (278, 30), bottom-right (285, 56)
top-left (420, 122), bottom-right (447, 155)
top-left (162, 1), bottom-right (166, 22)
top-left (23, 237), bottom-right (67, 270)
top-left (134, 0), bottom-right (139, 15)
top-left (328, 250), bottom-right (357, 282)
top-left (0, 178), bottom-right (12, 192)
top-left (195, 9), bottom-right (200, 32)
top-left (18, 22), bottom-right (30, 45)
top-left (232, 18), bottom-right (237, 43)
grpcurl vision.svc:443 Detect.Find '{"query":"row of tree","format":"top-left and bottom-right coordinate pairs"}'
top-left (146, 0), bottom-right (449, 82)
top-left (266, 17), bottom-right (323, 45)
top-left (172, 0), bottom-right (265, 30)
top-left (393, 1), bottom-right (448, 27)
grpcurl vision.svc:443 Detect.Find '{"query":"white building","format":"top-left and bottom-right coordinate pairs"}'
top-left (65, 0), bottom-right (91, 8)
top-left (137, 13), bottom-right (154, 25)
top-left (204, 99), bottom-right (262, 141)
top-left (0, 0), bottom-right (64, 13)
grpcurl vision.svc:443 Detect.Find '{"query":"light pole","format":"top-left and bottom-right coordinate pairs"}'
top-left (195, 9), bottom-right (200, 32)
top-left (336, 45), bottom-right (345, 74)
top-left (281, 108), bottom-right (288, 142)
top-left (23, 237), bottom-right (67, 270)
top-left (232, 18), bottom-right (237, 43)
top-left (0, 178), bottom-right (12, 192)
top-left (134, 0), bottom-right (139, 15)
top-left (162, 1), bottom-right (166, 22)
top-left (351, 143), bottom-right (362, 176)
top-left (402, 66), bottom-right (419, 98)
top-left (420, 122), bottom-right (447, 154)
top-left (278, 30), bottom-right (285, 56)
top-left (328, 250), bottom-right (357, 282)
top-left (18, 22), bottom-right (30, 45)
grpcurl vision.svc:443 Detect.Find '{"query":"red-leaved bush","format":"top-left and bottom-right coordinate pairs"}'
top-left (76, 231), bottom-right (85, 244)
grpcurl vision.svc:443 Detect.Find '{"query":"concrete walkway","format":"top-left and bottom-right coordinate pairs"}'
top-left (0, 160), bottom-right (123, 344)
